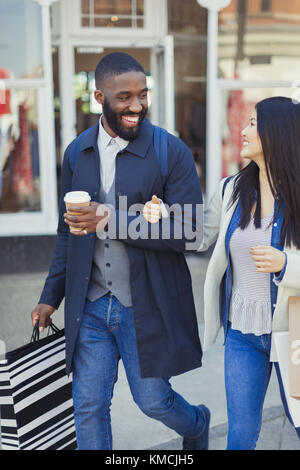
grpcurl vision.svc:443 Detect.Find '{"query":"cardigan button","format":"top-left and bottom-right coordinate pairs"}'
top-left (273, 223), bottom-right (278, 227)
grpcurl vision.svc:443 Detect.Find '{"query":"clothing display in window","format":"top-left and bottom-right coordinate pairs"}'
top-left (0, 68), bottom-right (11, 116)
top-left (12, 103), bottom-right (34, 198)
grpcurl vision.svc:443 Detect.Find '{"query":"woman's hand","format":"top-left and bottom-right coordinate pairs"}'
top-left (143, 195), bottom-right (162, 224)
top-left (64, 202), bottom-right (111, 235)
top-left (250, 245), bottom-right (286, 273)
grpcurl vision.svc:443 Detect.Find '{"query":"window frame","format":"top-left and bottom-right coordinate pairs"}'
top-left (74, 0), bottom-right (156, 38)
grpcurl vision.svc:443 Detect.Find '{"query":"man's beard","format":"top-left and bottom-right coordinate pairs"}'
top-left (103, 99), bottom-right (148, 141)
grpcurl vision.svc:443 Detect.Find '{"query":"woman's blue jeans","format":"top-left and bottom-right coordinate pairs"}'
top-left (72, 294), bottom-right (205, 450)
top-left (225, 323), bottom-right (300, 450)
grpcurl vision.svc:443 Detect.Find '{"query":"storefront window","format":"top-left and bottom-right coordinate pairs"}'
top-left (168, 0), bottom-right (207, 191)
top-left (0, 0), bottom-right (43, 79)
top-left (219, 0), bottom-right (300, 81)
top-left (221, 87), bottom-right (295, 178)
top-left (81, 0), bottom-right (145, 28)
top-left (0, 89), bottom-right (40, 213)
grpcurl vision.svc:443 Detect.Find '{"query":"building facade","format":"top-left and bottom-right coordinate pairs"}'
top-left (0, 0), bottom-right (300, 247)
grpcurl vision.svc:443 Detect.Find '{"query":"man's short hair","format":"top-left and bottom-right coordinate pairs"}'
top-left (95, 52), bottom-right (146, 89)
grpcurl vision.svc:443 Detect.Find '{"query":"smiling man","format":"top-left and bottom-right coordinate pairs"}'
top-left (95, 60), bottom-right (148, 141)
top-left (31, 52), bottom-right (209, 450)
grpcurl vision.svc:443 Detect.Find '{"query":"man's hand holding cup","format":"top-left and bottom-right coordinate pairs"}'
top-left (64, 191), bottom-right (111, 236)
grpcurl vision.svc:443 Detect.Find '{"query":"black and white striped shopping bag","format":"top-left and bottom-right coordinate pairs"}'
top-left (0, 324), bottom-right (77, 450)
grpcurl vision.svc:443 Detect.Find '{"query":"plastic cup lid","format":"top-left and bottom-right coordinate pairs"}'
top-left (64, 191), bottom-right (91, 203)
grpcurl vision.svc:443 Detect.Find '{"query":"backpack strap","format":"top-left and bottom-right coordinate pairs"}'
top-left (153, 125), bottom-right (168, 192)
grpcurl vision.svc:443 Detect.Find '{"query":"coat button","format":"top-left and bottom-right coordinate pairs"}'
top-left (274, 223), bottom-right (278, 227)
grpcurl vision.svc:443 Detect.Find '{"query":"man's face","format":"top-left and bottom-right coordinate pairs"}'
top-left (95, 71), bottom-right (148, 141)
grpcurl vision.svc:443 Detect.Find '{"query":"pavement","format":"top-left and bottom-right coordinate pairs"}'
top-left (0, 253), bottom-right (300, 451)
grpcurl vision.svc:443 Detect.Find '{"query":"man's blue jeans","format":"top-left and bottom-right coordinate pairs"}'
top-left (225, 323), bottom-right (300, 450)
top-left (72, 294), bottom-right (205, 450)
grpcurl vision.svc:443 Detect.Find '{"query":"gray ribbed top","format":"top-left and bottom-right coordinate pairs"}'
top-left (229, 213), bottom-right (273, 335)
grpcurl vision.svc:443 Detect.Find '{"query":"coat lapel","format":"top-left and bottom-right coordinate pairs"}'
top-left (72, 124), bottom-right (101, 200)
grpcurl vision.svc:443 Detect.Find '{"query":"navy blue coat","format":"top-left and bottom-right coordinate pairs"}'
top-left (39, 119), bottom-right (203, 377)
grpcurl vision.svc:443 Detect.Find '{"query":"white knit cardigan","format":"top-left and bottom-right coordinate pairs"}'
top-left (198, 176), bottom-right (300, 361)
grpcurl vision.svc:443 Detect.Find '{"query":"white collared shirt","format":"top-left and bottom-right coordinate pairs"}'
top-left (97, 117), bottom-right (129, 194)
top-left (97, 116), bottom-right (168, 219)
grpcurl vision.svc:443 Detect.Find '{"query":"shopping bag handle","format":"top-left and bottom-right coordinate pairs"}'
top-left (31, 321), bottom-right (62, 344)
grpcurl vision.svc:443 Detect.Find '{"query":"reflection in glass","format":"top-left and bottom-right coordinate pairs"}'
top-left (81, 0), bottom-right (90, 15)
top-left (168, 0), bottom-right (207, 35)
top-left (93, 0), bottom-right (132, 15)
top-left (94, 17), bottom-right (132, 28)
top-left (0, 0), bottom-right (43, 79)
top-left (168, 0), bottom-right (207, 191)
top-left (81, 0), bottom-right (144, 28)
top-left (137, 0), bottom-right (144, 16)
top-left (221, 87), bottom-right (295, 178)
top-left (219, 0), bottom-right (300, 81)
top-left (0, 89), bottom-right (40, 213)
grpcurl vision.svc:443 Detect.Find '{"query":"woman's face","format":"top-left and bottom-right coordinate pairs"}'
top-left (240, 110), bottom-right (264, 166)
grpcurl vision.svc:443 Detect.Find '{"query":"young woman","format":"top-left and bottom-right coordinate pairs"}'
top-left (198, 96), bottom-right (300, 449)
top-left (143, 96), bottom-right (300, 448)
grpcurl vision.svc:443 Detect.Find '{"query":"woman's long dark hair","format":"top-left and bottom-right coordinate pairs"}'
top-left (230, 96), bottom-right (300, 249)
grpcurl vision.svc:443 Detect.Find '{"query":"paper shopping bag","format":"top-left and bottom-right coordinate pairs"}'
top-left (289, 297), bottom-right (300, 399)
top-left (0, 323), bottom-right (77, 450)
top-left (273, 332), bottom-right (300, 427)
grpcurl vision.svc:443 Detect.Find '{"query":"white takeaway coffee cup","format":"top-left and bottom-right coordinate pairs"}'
top-left (64, 191), bottom-right (91, 232)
